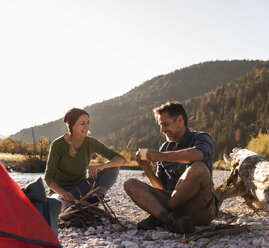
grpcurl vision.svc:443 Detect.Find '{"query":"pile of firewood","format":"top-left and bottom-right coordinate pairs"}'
top-left (58, 186), bottom-right (126, 231)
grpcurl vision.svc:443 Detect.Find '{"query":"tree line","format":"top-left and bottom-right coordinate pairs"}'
top-left (8, 60), bottom-right (267, 162)
top-left (100, 61), bottom-right (269, 160)
top-left (0, 137), bottom-right (50, 161)
top-left (1, 132), bottom-right (268, 165)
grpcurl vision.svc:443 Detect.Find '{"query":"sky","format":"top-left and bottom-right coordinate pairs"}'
top-left (0, 0), bottom-right (268, 137)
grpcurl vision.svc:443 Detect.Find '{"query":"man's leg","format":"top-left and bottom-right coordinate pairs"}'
top-left (124, 178), bottom-right (195, 233)
top-left (124, 178), bottom-right (168, 218)
top-left (152, 162), bottom-right (211, 233)
top-left (169, 161), bottom-right (211, 210)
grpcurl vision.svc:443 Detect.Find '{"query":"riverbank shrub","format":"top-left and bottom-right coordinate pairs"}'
top-left (247, 133), bottom-right (269, 159)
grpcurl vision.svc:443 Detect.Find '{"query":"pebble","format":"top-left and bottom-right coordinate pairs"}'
top-left (87, 226), bottom-right (96, 233)
top-left (151, 231), bottom-right (170, 240)
top-left (16, 170), bottom-right (269, 248)
top-left (253, 237), bottom-right (264, 246)
top-left (122, 241), bottom-right (139, 248)
top-left (142, 240), bottom-right (155, 246)
top-left (73, 237), bottom-right (83, 244)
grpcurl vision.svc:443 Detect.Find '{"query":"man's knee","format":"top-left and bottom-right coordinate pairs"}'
top-left (184, 162), bottom-right (211, 182)
top-left (124, 178), bottom-right (142, 194)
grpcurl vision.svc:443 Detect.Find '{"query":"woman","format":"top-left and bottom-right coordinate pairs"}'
top-left (45, 108), bottom-right (125, 210)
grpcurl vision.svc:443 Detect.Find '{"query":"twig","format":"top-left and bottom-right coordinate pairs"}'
top-left (101, 197), bottom-right (117, 219)
top-left (58, 178), bottom-right (126, 230)
top-left (80, 186), bottom-right (100, 201)
top-left (59, 201), bottom-right (102, 218)
top-left (98, 197), bottom-right (126, 230)
top-left (181, 224), bottom-right (249, 244)
top-left (59, 194), bottom-right (126, 230)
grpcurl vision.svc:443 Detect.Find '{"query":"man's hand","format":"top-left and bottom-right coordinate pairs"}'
top-left (88, 164), bottom-right (105, 179)
top-left (136, 150), bottom-right (164, 189)
top-left (136, 151), bottom-right (151, 171)
top-left (147, 150), bottom-right (164, 162)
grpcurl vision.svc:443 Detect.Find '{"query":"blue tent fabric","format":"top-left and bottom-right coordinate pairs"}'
top-left (23, 178), bottom-right (62, 237)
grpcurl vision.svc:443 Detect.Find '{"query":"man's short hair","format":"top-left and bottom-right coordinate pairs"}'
top-left (153, 101), bottom-right (188, 127)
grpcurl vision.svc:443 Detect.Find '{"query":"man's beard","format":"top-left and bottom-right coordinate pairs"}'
top-left (165, 134), bottom-right (176, 142)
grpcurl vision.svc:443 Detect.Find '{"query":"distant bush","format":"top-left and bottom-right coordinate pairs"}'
top-left (247, 133), bottom-right (269, 159)
top-left (93, 154), bottom-right (108, 164)
top-left (120, 149), bottom-right (136, 164)
top-left (0, 136), bottom-right (50, 160)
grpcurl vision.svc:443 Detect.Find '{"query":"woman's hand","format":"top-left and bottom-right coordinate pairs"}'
top-left (88, 164), bottom-right (105, 179)
top-left (48, 181), bottom-right (75, 203)
top-left (59, 190), bottom-right (74, 203)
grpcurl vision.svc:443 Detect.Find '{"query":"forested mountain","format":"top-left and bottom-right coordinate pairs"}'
top-left (185, 61), bottom-right (269, 159)
top-left (11, 60), bottom-right (265, 160)
top-left (94, 61), bottom-right (269, 160)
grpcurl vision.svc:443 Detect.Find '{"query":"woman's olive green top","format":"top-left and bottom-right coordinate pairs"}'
top-left (45, 135), bottom-right (123, 189)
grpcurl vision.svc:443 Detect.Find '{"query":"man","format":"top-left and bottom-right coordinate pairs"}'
top-left (124, 101), bottom-right (217, 234)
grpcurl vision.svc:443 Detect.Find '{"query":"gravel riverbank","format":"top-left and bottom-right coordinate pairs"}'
top-left (14, 170), bottom-right (269, 248)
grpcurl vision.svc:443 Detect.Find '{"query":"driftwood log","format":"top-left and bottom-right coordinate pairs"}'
top-left (215, 148), bottom-right (269, 213)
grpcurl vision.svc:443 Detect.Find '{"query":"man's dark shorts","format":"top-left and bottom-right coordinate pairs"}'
top-left (148, 179), bottom-right (217, 226)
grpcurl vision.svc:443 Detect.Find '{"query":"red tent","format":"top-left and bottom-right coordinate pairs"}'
top-left (0, 162), bottom-right (61, 248)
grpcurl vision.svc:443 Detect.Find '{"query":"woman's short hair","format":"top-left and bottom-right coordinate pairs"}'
top-left (64, 108), bottom-right (89, 133)
top-left (153, 101), bottom-right (188, 127)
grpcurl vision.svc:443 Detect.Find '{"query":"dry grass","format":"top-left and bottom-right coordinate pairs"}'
top-left (91, 158), bottom-right (139, 167)
top-left (124, 160), bottom-right (138, 166)
top-left (1, 152), bottom-right (229, 172)
top-left (213, 160), bottom-right (230, 170)
top-left (0, 153), bottom-right (28, 162)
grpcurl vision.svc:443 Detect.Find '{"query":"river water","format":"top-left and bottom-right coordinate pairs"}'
top-left (9, 172), bottom-right (44, 184)
top-left (9, 170), bottom-right (144, 185)
top-left (9, 169), bottom-right (229, 189)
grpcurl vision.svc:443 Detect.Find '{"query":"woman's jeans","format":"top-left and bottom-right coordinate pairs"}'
top-left (53, 167), bottom-right (119, 209)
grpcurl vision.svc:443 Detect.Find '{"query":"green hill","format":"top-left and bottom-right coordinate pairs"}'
top-left (11, 60), bottom-right (264, 160)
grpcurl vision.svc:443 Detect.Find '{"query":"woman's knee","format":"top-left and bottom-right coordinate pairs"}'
top-left (103, 166), bottom-right (119, 177)
top-left (93, 167), bottom-right (120, 195)
top-left (97, 167), bottom-right (119, 183)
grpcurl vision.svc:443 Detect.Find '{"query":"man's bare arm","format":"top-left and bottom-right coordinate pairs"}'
top-left (147, 147), bottom-right (204, 163)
